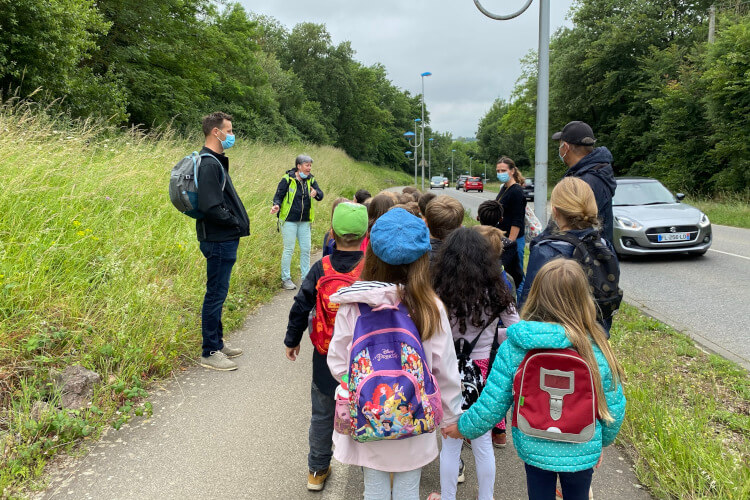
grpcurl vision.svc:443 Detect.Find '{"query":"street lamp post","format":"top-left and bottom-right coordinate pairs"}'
top-left (428, 137), bottom-right (433, 180)
top-left (404, 118), bottom-right (423, 187)
top-left (451, 149), bottom-right (456, 186)
top-left (420, 71), bottom-right (431, 191)
top-left (484, 161), bottom-right (486, 182)
top-left (469, 157), bottom-right (473, 176)
top-left (473, 0), bottom-right (549, 226)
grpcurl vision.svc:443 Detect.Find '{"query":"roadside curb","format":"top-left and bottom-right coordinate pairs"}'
top-left (624, 299), bottom-right (749, 371)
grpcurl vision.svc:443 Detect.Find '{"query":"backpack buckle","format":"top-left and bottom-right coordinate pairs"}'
top-left (540, 368), bottom-right (575, 421)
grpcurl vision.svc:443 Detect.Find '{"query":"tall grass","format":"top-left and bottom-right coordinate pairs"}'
top-left (689, 191), bottom-right (750, 229)
top-left (0, 101), bottom-right (411, 494)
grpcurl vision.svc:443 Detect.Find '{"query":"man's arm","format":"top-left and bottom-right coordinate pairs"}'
top-left (197, 161), bottom-right (237, 226)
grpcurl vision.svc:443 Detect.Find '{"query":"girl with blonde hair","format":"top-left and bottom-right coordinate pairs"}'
top-left (520, 177), bottom-right (620, 334)
top-left (443, 258), bottom-right (626, 500)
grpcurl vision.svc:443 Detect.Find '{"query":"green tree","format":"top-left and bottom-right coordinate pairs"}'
top-left (0, 0), bottom-right (126, 120)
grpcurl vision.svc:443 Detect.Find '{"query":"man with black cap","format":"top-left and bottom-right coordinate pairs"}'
top-left (553, 121), bottom-right (617, 243)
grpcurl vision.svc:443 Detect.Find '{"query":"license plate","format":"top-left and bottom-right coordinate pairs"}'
top-left (657, 232), bottom-right (690, 242)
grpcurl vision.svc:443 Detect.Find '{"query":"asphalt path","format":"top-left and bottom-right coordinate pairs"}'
top-left (38, 255), bottom-right (650, 499)
top-left (420, 186), bottom-right (750, 369)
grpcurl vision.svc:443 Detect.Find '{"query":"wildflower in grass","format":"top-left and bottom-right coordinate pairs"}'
top-left (105, 196), bottom-right (111, 201)
top-left (76, 231), bottom-right (85, 237)
top-left (73, 220), bottom-right (81, 227)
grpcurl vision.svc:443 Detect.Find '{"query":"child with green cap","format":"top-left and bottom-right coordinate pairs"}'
top-left (283, 202), bottom-right (369, 492)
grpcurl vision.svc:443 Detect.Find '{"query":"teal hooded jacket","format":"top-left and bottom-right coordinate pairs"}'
top-left (457, 320), bottom-right (626, 472)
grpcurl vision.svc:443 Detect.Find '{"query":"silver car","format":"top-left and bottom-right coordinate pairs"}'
top-left (613, 177), bottom-right (712, 256)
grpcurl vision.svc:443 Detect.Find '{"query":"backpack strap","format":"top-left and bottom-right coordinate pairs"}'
top-left (455, 316), bottom-right (496, 359)
top-left (193, 153), bottom-right (226, 191)
top-left (543, 231), bottom-right (589, 255)
top-left (321, 255), bottom-right (334, 276)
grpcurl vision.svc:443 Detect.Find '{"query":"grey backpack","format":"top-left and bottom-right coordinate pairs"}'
top-left (169, 152), bottom-right (225, 219)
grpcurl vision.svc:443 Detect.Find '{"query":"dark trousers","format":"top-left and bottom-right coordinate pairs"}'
top-left (308, 381), bottom-right (335, 472)
top-left (200, 239), bottom-right (239, 357)
top-left (524, 463), bottom-right (593, 500)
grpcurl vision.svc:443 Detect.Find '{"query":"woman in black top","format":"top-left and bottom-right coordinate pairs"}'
top-left (495, 156), bottom-right (527, 298)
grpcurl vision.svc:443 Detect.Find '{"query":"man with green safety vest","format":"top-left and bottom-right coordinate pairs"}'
top-left (270, 155), bottom-right (324, 290)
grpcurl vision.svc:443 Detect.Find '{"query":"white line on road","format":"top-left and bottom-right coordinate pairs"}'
top-left (708, 248), bottom-right (750, 261)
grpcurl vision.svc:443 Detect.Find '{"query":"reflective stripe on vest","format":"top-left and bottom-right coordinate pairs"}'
top-left (279, 174), bottom-right (315, 223)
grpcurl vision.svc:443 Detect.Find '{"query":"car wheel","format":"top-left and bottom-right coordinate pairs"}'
top-left (480, 190), bottom-right (483, 193)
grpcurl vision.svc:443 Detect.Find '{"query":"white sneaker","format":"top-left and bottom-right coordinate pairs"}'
top-left (281, 279), bottom-right (296, 290)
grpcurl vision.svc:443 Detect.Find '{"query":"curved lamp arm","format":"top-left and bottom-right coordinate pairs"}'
top-left (472, 0), bottom-right (533, 20)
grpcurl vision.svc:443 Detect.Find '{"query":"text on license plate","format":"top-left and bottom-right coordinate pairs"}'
top-left (657, 232), bottom-right (690, 242)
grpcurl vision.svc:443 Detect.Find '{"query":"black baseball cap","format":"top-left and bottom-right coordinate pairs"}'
top-left (551, 121), bottom-right (597, 145)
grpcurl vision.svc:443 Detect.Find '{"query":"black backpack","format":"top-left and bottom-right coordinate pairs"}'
top-left (545, 232), bottom-right (623, 321)
top-left (454, 320), bottom-right (501, 411)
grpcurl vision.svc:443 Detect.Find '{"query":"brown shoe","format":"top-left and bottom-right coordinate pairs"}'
top-left (492, 431), bottom-right (507, 448)
top-left (307, 466), bottom-right (331, 491)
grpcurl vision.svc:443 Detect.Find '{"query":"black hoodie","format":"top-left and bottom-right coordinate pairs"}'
top-left (563, 147), bottom-right (617, 243)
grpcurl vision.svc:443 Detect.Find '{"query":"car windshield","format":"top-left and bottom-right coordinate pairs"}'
top-left (469, 177), bottom-right (480, 181)
top-left (431, 177), bottom-right (442, 182)
top-left (613, 180), bottom-right (676, 206)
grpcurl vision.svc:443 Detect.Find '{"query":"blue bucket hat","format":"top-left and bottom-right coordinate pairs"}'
top-left (369, 208), bottom-right (431, 265)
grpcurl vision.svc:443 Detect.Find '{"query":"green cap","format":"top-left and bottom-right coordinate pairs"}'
top-left (332, 202), bottom-right (368, 238)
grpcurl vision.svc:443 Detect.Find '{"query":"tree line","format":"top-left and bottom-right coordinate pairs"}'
top-left (0, 0), bottom-right (429, 171)
top-left (474, 0), bottom-right (749, 195)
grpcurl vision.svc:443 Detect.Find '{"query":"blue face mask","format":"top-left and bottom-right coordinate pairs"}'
top-left (497, 172), bottom-right (510, 183)
top-left (218, 131), bottom-right (235, 150)
top-left (299, 171), bottom-right (309, 179)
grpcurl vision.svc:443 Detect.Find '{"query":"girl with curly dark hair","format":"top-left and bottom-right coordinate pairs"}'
top-left (432, 227), bottom-right (520, 500)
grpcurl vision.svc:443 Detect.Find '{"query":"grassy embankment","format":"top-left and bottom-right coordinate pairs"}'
top-left (0, 103), bottom-right (411, 495)
top-left (611, 304), bottom-right (749, 499)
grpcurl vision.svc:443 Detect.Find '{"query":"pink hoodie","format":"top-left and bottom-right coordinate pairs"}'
top-left (327, 282), bottom-right (463, 472)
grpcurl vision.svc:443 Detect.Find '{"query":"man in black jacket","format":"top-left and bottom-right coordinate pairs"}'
top-left (553, 121), bottom-right (618, 243)
top-left (196, 112), bottom-right (250, 371)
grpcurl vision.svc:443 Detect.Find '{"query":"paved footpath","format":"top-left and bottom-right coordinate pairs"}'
top-left (39, 272), bottom-right (651, 499)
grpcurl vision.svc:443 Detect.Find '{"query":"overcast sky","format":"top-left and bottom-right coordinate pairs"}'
top-left (240, 1), bottom-right (576, 138)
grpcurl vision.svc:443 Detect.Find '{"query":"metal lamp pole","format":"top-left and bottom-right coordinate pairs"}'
top-left (404, 118), bottom-right (422, 186)
top-left (473, 0), bottom-right (549, 226)
top-left (451, 149), bottom-right (456, 186)
top-left (420, 71), bottom-right (431, 191)
top-left (469, 157), bottom-right (473, 176)
top-left (428, 137), bottom-right (433, 179)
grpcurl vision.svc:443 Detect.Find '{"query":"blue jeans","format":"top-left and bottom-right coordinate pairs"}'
top-left (524, 463), bottom-right (593, 500)
top-left (199, 239), bottom-right (239, 357)
top-left (516, 234), bottom-right (526, 302)
top-left (308, 382), bottom-right (335, 472)
top-left (280, 221), bottom-right (311, 281)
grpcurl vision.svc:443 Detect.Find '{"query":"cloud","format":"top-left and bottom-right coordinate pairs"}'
top-left (240, 0), bottom-right (574, 137)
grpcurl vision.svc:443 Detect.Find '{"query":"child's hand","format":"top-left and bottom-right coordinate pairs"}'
top-left (285, 345), bottom-right (300, 361)
top-left (441, 423), bottom-right (463, 439)
top-left (270, 205), bottom-right (280, 215)
top-left (595, 452), bottom-right (603, 469)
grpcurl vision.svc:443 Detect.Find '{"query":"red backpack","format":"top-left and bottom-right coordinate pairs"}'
top-left (310, 256), bottom-right (365, 355)
top-left (512, 348), bottom-right (598, 443)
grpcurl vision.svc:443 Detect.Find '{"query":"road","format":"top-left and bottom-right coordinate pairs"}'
top-left (424, 186), bottom-right (750, 369)
top-left (38, 257), bottom-right (649, 499)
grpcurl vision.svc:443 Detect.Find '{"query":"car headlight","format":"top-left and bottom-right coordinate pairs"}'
top-left (615, 216), bottom-right (642, 230)
top-left (699, 212), bottom-right (710, 226)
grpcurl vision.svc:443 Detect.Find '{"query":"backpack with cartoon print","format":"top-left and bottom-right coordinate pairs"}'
top-left (344, 302), bottom-right (442, 442)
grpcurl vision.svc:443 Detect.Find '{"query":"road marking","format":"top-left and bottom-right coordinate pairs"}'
top-left (708, 248), bottom-right (750, 261)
